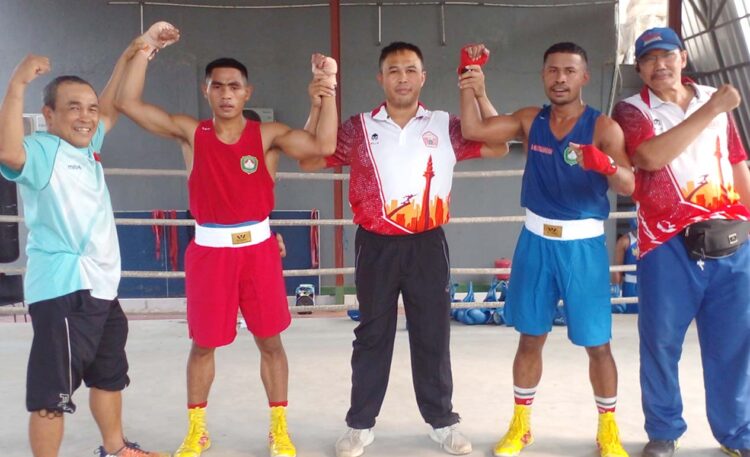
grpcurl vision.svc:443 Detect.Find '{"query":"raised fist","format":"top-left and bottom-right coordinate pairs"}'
top-left (11, 54), bottom-right (51, 86)
top-left (708, 84), bottom-right (741, 114)
top-left (143, 21), bottom-right (180, 48)
top-left (140, 21), bottom-right (180, 59)
top-left (458, 43), bottom-right (489, 75)
top-left (463, 44), bottom-right (489, 61)
top-left (569, 142), bottom-right (617, 176)
top-left (311, 53), bottom-right (337, 88)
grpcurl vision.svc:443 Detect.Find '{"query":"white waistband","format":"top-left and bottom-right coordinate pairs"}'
top-left (524, 209), bottom-right (604, 240)
top-left (194, 218), bottom-right (271, 248)
top-left (623, 273), bottom-right (637, 284)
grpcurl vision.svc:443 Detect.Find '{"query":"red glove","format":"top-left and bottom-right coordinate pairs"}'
top-left (581, 144), bottom-right (617, 175)
top-left (457, 46), bottom-right (489, 75)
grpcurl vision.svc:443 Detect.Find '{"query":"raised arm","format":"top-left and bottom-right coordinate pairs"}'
top-left (474, 91), bottom-right (511, 158)
top-left (266, 77), bottom-right (336, 179)
top-left (114, 22), bottom-right (196, 145)
top-left (457, 44), bottom-right (521, 146)
top-left (476, 91), bottom-right (499, 118)
top-left (458, 66), bottom-right (526, 144)
top-left (303, 76), bottom-right (335, 133)
top-left (267, 94), bottom-right (336, 160)
top-left (298, 76), bottom-right (337, 171)
top-left (266, 78), bottom-right (335, 180)
top-left (631, 85), bottom-right (741, 171)
top-left (0, 55), bottom-right (50, 171)
top-left (460, 63), bottom-right (498, 119)
top-left (271, 54), bottom-right (338, 159)
top-left (456, 62), bottom-right (507, 157)
top-left (98, 38), bottom-right (150, 133)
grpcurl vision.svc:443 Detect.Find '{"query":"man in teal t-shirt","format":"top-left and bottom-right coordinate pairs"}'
top-left (0, 45), bottom-right (169, 457)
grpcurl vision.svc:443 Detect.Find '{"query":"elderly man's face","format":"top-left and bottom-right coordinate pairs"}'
top-left (637, 49), bottom-right (688, 92)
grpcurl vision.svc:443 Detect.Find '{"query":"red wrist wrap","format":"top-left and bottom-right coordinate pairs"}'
top-left (582, 144), bottom-right (617, 176)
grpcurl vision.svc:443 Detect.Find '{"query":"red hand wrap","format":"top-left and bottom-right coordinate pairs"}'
top-left (581, 144), bottom-right (617, 176)
top-left (457, 47), bottom-right (489, 75)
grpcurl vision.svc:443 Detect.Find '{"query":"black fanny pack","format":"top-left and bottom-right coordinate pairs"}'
top-left (682, 220), bottom-right (750, 260)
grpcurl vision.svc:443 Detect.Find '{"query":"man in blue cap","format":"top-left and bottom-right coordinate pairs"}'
top-left (613, 27), bottom-right (750, 457)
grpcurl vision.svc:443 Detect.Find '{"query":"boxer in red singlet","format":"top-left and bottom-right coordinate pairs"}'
top-left (115, 22), bottom-right (338, 457)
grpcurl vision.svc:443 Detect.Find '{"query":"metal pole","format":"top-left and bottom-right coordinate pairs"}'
top-left (330, 0), bottom-right (346, 299)
top-left (377, 2), bottom-right (382, 45)
top-left (440, 1), bottom-right (446, 46)
top-left (606, 0), bottom-right (620, 116)
top-left (669, 0), bottom-right (683, 37)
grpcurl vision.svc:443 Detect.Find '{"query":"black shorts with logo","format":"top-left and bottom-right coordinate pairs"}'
top-left (26, 290), bottom-right (130, 413)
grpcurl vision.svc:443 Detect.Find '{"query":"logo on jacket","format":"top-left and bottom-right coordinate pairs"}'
top-left (656, 220), bottom-right (678, 233)
top-left (422, 131), bottom-right (439, 148)
top-left (240, 155), bottom-right (259, 174)
top-left (370, 133), bottom-right (379, 145)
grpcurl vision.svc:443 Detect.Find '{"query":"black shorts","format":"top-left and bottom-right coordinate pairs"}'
top-left (26, 290), bottom-right (130, 414)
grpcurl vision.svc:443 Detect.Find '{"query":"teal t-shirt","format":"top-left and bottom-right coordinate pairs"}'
top-left (0, 121), bottom-right (120, 304)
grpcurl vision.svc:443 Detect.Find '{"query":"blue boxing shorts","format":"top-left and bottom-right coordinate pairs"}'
top-left (504, 227), bottom-right (612, 347)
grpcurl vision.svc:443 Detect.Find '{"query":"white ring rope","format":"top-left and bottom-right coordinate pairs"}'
top-left (103, 168), bottom-right (525, 180)
top-left (0, 212), bottom-right (638, 226)
top-left (1, 163), bottom-right (640, 311)
top-left (0, 265), bottom-right (636, 277)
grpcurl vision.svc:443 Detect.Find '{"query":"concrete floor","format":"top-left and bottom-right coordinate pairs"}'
top-left (0, 314), bottom-right (728, 457)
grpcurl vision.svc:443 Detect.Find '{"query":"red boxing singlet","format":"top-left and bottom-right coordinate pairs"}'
top-left (188, 119), bottom-right (274, 225)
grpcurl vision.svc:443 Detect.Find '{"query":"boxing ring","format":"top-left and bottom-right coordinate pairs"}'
top-left (0, 309), bottom-right (723, 457)
top-left (0, 165), bottom-right (639, 316)
top-left (0, 167), bottom-right (724, 457)
top-left (0, 0), bottom-right (729, 454)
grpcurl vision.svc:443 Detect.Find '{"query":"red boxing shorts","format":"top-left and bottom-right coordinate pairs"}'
top-left (185, 235), bottom-right (291, 347)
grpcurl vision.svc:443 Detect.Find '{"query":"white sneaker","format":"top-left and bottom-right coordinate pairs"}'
top-left (430, 424), bottom-right (473, 455)
top-left (335, 427), bottom-right (374, 457)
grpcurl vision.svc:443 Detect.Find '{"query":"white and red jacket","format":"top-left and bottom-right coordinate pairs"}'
top-left (613, 79), bottom-right (750, 257)
top-left (326, 104), bottom-right (482, 235)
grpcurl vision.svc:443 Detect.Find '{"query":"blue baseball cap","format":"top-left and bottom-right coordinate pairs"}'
top-left (635, 27), bottom-right (684, 60)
